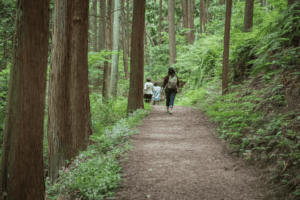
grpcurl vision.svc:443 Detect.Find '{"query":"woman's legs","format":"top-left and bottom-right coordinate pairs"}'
top-left (165, 92), bottom-right (171, 112)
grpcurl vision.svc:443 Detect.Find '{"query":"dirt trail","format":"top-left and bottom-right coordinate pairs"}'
top-left (114, 106), bottom-right (277, 200)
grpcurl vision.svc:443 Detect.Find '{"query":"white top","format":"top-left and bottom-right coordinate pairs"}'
top-left (144, 82), bottom-right (154, 94)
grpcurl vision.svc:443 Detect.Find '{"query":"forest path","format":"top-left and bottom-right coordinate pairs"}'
top-left (113, 106), bottom-right (276, 200)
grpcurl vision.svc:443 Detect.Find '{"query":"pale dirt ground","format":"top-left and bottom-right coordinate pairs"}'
top-left (112, 105), bottom-right (279, 200)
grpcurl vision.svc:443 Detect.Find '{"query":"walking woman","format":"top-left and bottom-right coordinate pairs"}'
top-left (162, 67), bottom-right (179, 114)
top-left (144, 76), bottom-right (154, 103)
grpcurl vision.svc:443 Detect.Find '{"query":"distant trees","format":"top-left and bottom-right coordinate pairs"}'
top-left (222, 0), bottom-right (232, 95)
top-left (168, 0), bottom-right (177, 65)
top-left (121, 0), bottom-right (129, 79)
top-left (127, 0), bottom-right (146, 113)
top-left (0, 0), bottom-right (50, 198)
top-left (188, 0), bottom-right (195, 43)
top-left (159, 0), bottom-right (163, 44)
top-left (93, 0), bottom-right (98, 52)
top-left (243, 0), bottom-right (254, 32)
top-left (200, 0), bottom-right (206, 33)
top-left (182, 0), bottom-right (189, 41)
top-left (48, 0), bottom-right (92, 184)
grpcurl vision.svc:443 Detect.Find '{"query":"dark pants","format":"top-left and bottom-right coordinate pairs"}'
top-left (165, 89), bottom-right (176, 107)
top-left (144, 94), bottom-right (152, 103)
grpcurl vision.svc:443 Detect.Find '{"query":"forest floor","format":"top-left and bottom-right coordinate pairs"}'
top-left (112, 105), bottom-right (280, 200)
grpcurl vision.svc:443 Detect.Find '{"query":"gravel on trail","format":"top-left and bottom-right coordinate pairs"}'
top-left (113, 105), bottom-right (277, 200)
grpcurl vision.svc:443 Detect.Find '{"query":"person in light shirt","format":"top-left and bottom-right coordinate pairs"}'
top-left (152, 81), bottom-right (162, 105)
top-left (143, 76), bottom-right (154, 103)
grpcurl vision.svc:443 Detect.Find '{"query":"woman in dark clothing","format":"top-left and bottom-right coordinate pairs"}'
top-left (162, 67), bottom-right (179, 114)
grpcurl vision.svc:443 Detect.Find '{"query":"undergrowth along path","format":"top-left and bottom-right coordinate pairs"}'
top-left (114, 106), bottom-right (277, 200)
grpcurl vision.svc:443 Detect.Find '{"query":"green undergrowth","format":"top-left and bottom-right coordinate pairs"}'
top-left (176, 72), bottom-right (300, 198)
top-left (46, 97), bottom-right (151, 200)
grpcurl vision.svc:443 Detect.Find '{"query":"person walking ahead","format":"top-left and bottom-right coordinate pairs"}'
top-left (144, 76), bottom-right (154, 103)
top-left (162, 67), bottom-right (179, 114)
top-left (152, 81), bottom-right (162, 105)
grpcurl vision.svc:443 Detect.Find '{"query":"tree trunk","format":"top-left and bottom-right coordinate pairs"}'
top-left (121, 0), bottom-right (129, 79)
top-left (200, 0), bottom-right (206, 33)
top-left (243, 0), bottom-right (254, 32)
top-left (110, 0), bottom-right (121, 97)
top-left (182, 0), bottom-right (189, 42)
top-left (288, 0), bottom-right (297, 5)
top-left (188, 0), bottom-right (195, 43)
top-left (222, 0), bottom-right (232, 95)
top-left (48, 0), bottom-right (92, 184)
top-left (127, 0), bottom-right (131, 58)
top-left (127, 0), bottom-right (146, 114)
top-left (103, 0), bottom-right (113, 99)
top-left (99, 0), bottom-right (106, 52)
top-left (159, 0), bottom-right (163, 44)
top-left (207, 0), bottom-right (210, 24)
top-left (168, 0), bottom-right (177, 65)
top-left (0, 0), bottom-right (50, 198)
top-left (93, 0), bottom-right (98, 51)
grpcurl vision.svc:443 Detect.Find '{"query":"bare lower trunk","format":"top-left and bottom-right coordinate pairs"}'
top-left (168, 0), bottom-right (177, 65)
top-left (200, 0), bottom-right (206, 32)
top-left (188, 0), bottom-right (195, 43)
top-left (182, 0), bottom-right (189, 42)
top-left (103, 0), bottom-right (113, 99)
top-left (127, 0), bottom-right (146, 114)
top-left (207, 0), bottom-right (210, 24)
top-left (93, 0), bottom-right (98, 51)
top-left (110, 0), bottom-right (121, 97)
top-left (222, 0), bottom-right (232, 95)
top-left (0, 0), bottom-right (50, 198)
top-left (48, 0), bottom-right (92, 184)
top-left (243, 0), bottom-right (254, 32)
top-left (122, 0), bottom-right (129, 79)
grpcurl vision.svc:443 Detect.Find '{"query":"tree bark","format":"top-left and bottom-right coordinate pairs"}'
top-left (127, 0), bottom-right (131, 58)
top-left (121, 0), bottom-right (129, 79)
top-left (0, 0), bottom-right (50, 198)
top-left (182, 0), bottom-right (189, 42)
top-left (159, 0), bottom-right (163, 44)
top-left (200, 0), bottom-right (206, 33)
top-left (207, 0), bottom-right (210, 24)
top-left (127, 0), bottom-right (146, 114)
top-left (110, 0), bottom-right (121, 97)
top-left (48, 0), bottom-right (92, 184)
top-left (243, 0), bottom-right (254, 32)
top-left (188, 0), bottom-right (195, 43)
top-left (222, 0), bottom-right (232, 95)
top-left (103, 0), bottom-right (113, 99)
top-left (93, 0), bottom-right (98, 51)
top-left (168, 0), bottom-right (177, 65)
top-left (99, 0), bottom-right (106, 52)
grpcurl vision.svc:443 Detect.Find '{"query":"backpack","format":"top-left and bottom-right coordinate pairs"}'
top-left (167, 75), bottom-right (177, 90)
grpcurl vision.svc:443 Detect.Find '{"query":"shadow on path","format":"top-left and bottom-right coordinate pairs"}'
top-left (114, 106), bottom-right (277, 200)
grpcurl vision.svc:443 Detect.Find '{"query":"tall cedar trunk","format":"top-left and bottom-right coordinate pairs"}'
top-left (200, 8), bottom-right (203, 34)
top-left (182, 0), bottom-right (189, 42)
top-left (159, 0), bottom-right (163, 44)
top-left (127, 0), bottom-right (146, 114)
top-left (127, 0), bottom-right (130, 58)
top-left (99, 0), bottom-right (106, 51)
top-left (188, 0), bottom-right (195, 43)
top-left (168, 0), bottom-right (177, 65)
top-left (243, 0), bottom-right (254, 32)
top-left (103, 0), bottom-right (113, 99)
top-left (48, 0), bottom-right (92, 184)
top-left (207, 0), bottom-right (210, 24)
top-left (99, 0), bottom-right (106, 95)
top-left (200, 0), bottom-right (206, 32)
top-left (144, 25), bottom-right (150, 66)
top-left (260, 0), bottom-right (263, 6)
top-left (110, 0), bottom-right (121, 97)
top-left (93, 0), bottom-right (98, 51)
top-left (0, 0), bottom-right (50, 198)
top-left (122, 0), bottom-right (129, 79)
top-left (222, 0), bottom-right (232, 95)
